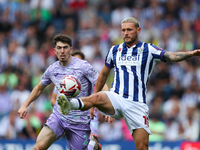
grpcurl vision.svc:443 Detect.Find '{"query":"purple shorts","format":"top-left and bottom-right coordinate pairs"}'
top-left (45, 112), bottom-right (91, 150)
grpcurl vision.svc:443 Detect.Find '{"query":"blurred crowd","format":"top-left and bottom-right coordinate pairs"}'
top-left (1, 0), bottom-right (200, 142)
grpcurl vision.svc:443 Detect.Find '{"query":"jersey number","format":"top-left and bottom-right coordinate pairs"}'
top-left (143, 116), bottom-right (149, 127)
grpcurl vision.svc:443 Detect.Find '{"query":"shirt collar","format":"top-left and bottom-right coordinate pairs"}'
top-left (123, 41), bottom-right (143, 49)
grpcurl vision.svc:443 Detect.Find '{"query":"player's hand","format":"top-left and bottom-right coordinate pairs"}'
top-left (89, 107), bottom-right (96, 119)
top-left (192, 49), bottom-right (200, 56)
top-left (105, 116), bottom-right (115, 124)
top-left (18, 105), bottom-right (28, 119)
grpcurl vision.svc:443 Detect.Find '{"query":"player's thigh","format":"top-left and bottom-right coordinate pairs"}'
top-left (95, 91), bottom-right (115, 115)
top-left (34, 126), bottom-right (57, 150)
top-left (132, 128), bottom-right (149, 150)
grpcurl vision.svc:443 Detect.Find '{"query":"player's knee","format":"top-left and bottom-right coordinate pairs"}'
top-left (136, 142), bottom-right (149, 150)
top-left (94, 92), bottom-right (105, 105)
top-left (88, 92), bottom-right (106, 107)
top-left (32, 146), bottom-right (39, 150)
top-left (33, 142), bottom-right (44, 150)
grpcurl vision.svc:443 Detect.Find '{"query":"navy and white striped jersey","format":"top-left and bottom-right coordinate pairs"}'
top-left (105, 41), bottom-right (166, 103)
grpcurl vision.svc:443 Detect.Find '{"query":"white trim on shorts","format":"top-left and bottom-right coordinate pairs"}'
top-left (99, 91), bottom-right (151, 135)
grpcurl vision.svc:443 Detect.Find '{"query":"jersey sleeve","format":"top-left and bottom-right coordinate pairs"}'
top-left (82, 61), bottom-right (99, 85)
top-left (41, 65), bottom-right (52, 86)
top-left (105, 46), bottom-right (115, 68)
top-left (149, 43), bottom-right (166, 62)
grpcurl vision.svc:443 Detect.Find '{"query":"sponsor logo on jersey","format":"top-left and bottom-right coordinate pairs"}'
top-left (118, 54), bottom-right (139, 66)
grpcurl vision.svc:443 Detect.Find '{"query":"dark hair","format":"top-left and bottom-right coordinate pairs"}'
top-left (71, 50), bottom-right (85, 60)
top-left (53, 33), bottom-right (72, 47)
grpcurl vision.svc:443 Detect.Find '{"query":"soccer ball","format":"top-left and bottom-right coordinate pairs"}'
top-left (59, 75), bottom-right (81, 98)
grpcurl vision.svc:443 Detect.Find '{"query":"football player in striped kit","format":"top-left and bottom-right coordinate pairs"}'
top-left (57, 17), bottom-right (200, 150)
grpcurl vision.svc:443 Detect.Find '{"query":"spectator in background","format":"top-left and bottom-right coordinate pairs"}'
top-left (111, 2), bottom-right (131, 26)
top-left (20, 118), bottom-right (37, 140)
top-left (149, 113), bottom-right (166, 142)
top-left (29, 0), bottom-right (53, 31)
top-left (163, 93), bottom-right (184, 141)
top-left (0, 0), bottom-right (20, 23)
top-left (0, 110), bottom-right (24, 139)
top-left (50, 0), bottom-right (67, 33)
top-left (97, 2), bottom-right (111, 25)
top-left (164, 116), bottom-right (184, 141)
top-left (24, 42), bottom-right (45, 74)
top-left (181, 105), bottom-right (200, 141)
top-left (163, 93), bottom-right (180, 120)
top-left (5, 40), bottom-right (25, 69)
top-left (153, 63), bottom-right (171, 101)
top-left (0, 81), bottom-right (12, 120)
top-left (10, 81), bottom-right (30, 111)
top-left (10, 20), bottom-right (27, 46)
top-left (98, 113), bottom-right (122, 141)
top-left (149, 95), bottom-right (164, 116)
top-left (0, 67), bottom-right (18, 90)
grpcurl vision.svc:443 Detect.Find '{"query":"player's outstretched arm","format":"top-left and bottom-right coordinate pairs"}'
top-left (164, 49), bottom-right (200, 62)
top-left (18, 82), bottom-right (46, 119)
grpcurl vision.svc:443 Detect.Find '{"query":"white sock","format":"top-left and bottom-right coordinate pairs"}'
top-left (88, 140), bottom-right (96, 147)
top-left (70, 98), bottom-right (84, 110)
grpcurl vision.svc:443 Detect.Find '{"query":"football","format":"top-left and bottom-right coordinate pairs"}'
top-left (59, 75), bottom-right (81, 98)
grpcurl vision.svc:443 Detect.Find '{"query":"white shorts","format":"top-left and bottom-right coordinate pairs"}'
top-left (99, 91), bottom-right (151, 135)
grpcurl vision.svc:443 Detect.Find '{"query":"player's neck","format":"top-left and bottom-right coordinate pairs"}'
top-left (126, 39), bottom-right (139, 48)
top-left (60, 57), bottom-right (72, 66)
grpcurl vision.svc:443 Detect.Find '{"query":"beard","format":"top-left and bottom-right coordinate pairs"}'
top-left (123, 32), bottom-right (138, 45)
top-left (124, 36), bottom-right (137, 45)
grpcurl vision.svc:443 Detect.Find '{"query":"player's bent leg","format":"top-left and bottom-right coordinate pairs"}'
top-left (132, 128), bottom-right (149, 150)
top-left (81, 91), bottom-right (115, 115)
top-left (33, 126), bottom-right (57, 150)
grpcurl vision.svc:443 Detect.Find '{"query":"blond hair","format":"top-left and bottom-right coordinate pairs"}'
top-left (121, 17), bottom-right (140, 28)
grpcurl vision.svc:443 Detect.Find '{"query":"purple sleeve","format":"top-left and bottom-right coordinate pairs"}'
top-left (83, 61), bottom-right (99, 85)
top-left (41, 66), bottom-right (52, 85)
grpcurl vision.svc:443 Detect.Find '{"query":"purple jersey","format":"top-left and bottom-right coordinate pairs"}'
top-left (41, 57), bottom-right (99, 124)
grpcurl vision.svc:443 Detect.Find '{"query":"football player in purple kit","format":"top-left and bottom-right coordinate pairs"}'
top-left (57, 17), bottom-right (200, 150)
top-left (51, 50), bottom-right (102, 150)
top-left (18, 34), bottom-right (107, 150)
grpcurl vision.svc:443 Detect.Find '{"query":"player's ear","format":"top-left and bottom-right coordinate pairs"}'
top-left (137, 27), bottom-right (141, 34)
top-left (70, 47), bottom-right (73, 54)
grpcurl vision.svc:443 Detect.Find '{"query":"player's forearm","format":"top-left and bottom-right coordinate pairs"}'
top-left (94, 74), bottom-right (108, 93)
top-left (164, 51), bottom-right (194, 62)
top-left (22, 85), bottom-right (43, 107)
